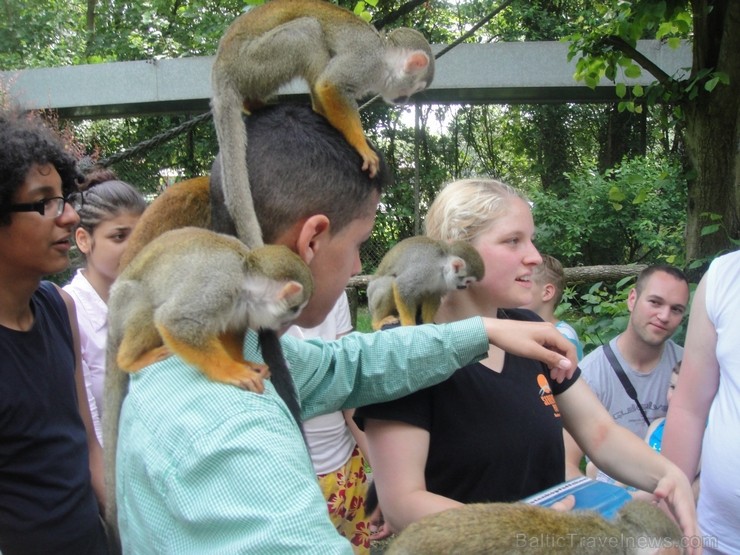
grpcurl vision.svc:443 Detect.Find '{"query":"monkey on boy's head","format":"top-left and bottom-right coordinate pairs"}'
top-left (211, 0), bottom-right (432, 247)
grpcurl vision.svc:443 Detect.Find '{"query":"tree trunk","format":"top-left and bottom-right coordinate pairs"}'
top-left (347, 264), bottom-right (646, 290)
top-left (683, 0), bottom-right (740, 265)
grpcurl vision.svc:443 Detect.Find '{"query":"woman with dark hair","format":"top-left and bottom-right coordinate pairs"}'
top-left (64, 168), bottom-right (146, 445)
top-left (0, 111), bottom-right (108, 555)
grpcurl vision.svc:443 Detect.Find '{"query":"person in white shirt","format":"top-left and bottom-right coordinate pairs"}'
top-left (663, 250), bottom-right (740, 554)
top-left (286, 292), bottom-right (383, 553)
top-left (63, 169), bottom-right (146, 445)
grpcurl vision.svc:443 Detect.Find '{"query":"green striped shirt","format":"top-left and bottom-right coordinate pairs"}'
top-left (116, 317), bottom-right (488, 554)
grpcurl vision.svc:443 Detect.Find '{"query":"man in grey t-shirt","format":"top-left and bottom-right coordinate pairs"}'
top-left (564, 265), bottom-right (689, 481)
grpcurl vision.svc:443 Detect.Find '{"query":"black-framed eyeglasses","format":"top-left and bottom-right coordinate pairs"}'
top-left (8, 196), bottom-right (77, 218)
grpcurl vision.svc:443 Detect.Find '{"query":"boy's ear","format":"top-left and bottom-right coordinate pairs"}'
top-left (542, 283), bottom-right (557, 303)
top-left (295, 214), bottom-right (330, 265)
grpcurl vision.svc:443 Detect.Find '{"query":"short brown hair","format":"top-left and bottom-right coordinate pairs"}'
top-left (532, 254), bottom-right (566, 306)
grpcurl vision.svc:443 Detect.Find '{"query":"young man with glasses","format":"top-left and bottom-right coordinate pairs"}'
top-left (0, 112), bottom-right (108, 555)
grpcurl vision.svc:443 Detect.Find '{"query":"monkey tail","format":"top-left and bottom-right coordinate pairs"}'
top-left (210, 84), bottom-right (264, 250)
top-left (257, 329), bottom-right (306, 441)
top-left (102, 348), bottom-right (128, 555)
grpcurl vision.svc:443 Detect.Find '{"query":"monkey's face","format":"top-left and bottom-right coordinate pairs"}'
top-left (382, 76), bottom-right (430, 105)
top-left (380, 49), bottom-right (433, 105)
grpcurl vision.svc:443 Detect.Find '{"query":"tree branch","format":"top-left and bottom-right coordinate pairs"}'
top-left (374, 0), bottom-right (429, 30)
top-left (602, 36), bottom-right (675, 85)
top-left (348, 264), bottom-right (647, 289)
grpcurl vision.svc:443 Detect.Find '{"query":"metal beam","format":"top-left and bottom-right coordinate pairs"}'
top-left (1, 40), bottom-right (690, 119)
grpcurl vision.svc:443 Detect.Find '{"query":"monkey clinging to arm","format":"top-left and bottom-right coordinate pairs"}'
top-left (103, 226), bottom-right (313, 551)
top-left (210, 0), bottom-right (434, 249)
top-left (367, 236), bottom-right (485, 330)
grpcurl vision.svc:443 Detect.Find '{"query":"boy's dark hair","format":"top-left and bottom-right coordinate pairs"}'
top-left (0, 111), bottom-right (82, 226)
top-left (635, 264), bottom-right (689, 297)
top-left (210, 104), bottom-right (391, 242)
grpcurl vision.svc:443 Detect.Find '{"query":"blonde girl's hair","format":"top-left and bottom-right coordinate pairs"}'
top-left (424, 178), bottom-right (528, 243)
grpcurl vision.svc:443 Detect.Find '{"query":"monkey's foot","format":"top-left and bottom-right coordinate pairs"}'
top-left (242, 99), bottom-right (267, 115)
top-left (119, 346), bottom-right (172, 373)
top-left (220, 361), bottom-right (271, 393)
top-left (360, 148), bottom-right (380, 178)
top-left (372, 315), bottom-right (400, 331)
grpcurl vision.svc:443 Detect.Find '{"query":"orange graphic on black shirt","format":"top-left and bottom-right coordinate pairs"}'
top-left (537, 374), bottom-right (560, 417)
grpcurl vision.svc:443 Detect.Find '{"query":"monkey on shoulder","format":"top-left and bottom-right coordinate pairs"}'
top-left (367, 236), bottom-right (485, 330)
top-left (108, 226), bottom-right (313, 388)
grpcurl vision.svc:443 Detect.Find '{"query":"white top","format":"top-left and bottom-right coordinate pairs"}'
top-left (286, 293), bottom-right (356, 474)
top-left (697, 250), bottom-right (740, 554)
top-left (63, 269), bottom-right (107, 445)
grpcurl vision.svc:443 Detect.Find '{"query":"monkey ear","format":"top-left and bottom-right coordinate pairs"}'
top-left (404, 51), bottom-right (429, 74)
top-left (278, 281), bottom-right (304, 300)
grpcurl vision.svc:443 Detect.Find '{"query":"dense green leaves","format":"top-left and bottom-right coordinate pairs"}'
top-left (4, 0), bottom-right (733, 273)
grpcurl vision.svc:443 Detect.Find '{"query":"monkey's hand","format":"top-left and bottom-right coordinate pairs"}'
top-left (372, 315), bottom-right (401, 331)
top-left (158, 329), bottom-right (272, 393)
top-left (186, 357), bottom-right (272, 393)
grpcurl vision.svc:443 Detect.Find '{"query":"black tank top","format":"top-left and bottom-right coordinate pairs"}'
top-left (0, 282), bottom-right (101, 554)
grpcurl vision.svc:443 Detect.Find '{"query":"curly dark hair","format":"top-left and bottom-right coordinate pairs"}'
top-left (0, 111), bottom-right (82, 226)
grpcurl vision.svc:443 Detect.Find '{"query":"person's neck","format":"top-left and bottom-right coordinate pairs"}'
top-left (539, 306), bottom-right (557, 324)
top-left (615, 330), bottom-right (665, 374)
top-left (434, 289), bottom-right (498, 324)
top-left (81, 268), bottom-right (112, 304)
top-left (0, 276), bottom-right (41, 331)
top-left (436, 292), bottom-right (505, 372)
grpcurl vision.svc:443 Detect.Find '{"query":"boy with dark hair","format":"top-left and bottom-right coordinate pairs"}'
top-left (0, 111), bottom-right (108, 555)
top-left (112, 104), bottom-right (577, 553)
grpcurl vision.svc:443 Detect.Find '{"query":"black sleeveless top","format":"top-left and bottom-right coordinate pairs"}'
top-left (0, 282), bottom-right (101, 554)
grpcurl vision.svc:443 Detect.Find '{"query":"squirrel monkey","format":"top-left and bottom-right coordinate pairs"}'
top-left (109, 227), bottom-right (312, 385)
top-left (118, 175), bottom-right (211, 270)
top-left (211, 0), bottom-right (434, 248)
top-left (387, 500), bottom-right (685, 555)
top-left (367, 236), bottom-right (485, 330)
top-left (103, 226), bottom-right (313, 552)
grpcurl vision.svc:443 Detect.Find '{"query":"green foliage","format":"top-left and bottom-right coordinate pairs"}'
top-left (532, 154), bottom-right (686, 266)
top-left (565, 0), bottom-right (730, 115)
top-left (353, 0), bottom-right (378, 23)
top-left (566, 278), bottom-right (632, 354)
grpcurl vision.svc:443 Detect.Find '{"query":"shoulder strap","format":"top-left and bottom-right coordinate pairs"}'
top-left (603, 342), bottom-right (651, 427)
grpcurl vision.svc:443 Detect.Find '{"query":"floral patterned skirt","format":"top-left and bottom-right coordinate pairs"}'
top-left (317, 445), bottom-right (372, 554)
